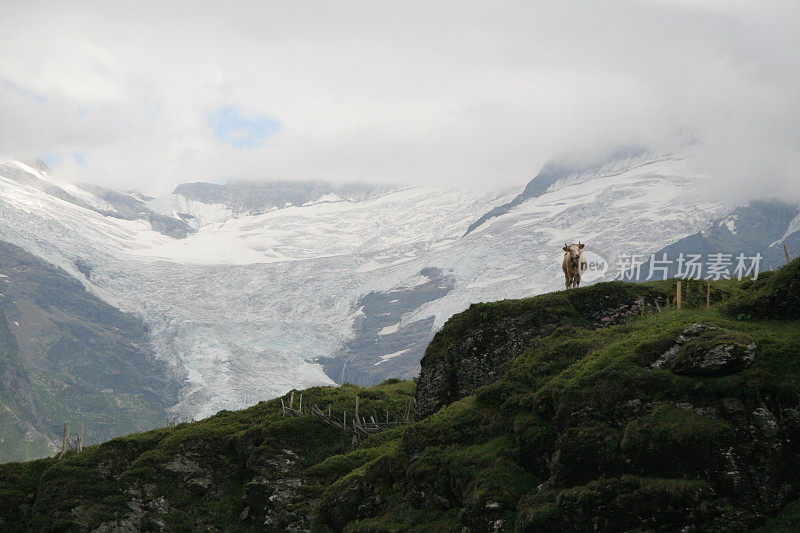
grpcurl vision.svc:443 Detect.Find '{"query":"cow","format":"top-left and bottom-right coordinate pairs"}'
top-left (562, 241), bottom-right (588, 289)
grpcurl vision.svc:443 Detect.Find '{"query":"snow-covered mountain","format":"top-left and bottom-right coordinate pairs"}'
top-left (4, 151), bottom-right (792, 429)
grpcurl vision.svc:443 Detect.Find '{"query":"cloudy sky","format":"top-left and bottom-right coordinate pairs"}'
top-left (1, 1), bottom-right (798, 200)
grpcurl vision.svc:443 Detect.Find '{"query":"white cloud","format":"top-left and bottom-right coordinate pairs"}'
top-left (0, 0), bottom-right (798, 201)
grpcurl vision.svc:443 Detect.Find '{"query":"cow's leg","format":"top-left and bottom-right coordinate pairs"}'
top-left (565, 273), bottom-right (571, 289)
top-left (574, 276), bottom-right (580, 287)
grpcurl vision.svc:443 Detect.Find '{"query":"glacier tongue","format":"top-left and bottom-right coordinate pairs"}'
top-left (0, 154), bottom-right (726, 418)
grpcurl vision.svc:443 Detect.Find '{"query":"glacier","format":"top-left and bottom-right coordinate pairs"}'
top-left (0, 153), bottom-right (729, 418)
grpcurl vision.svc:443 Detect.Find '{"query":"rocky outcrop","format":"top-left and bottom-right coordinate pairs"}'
top-left (414, 282), bottom-right (668, 419)
top-left (243, 448), bottom-right (314, 531)
top-left (528, 393), bottom-right (800, 530)
top-left (650, 324), bottom-right (756, 376)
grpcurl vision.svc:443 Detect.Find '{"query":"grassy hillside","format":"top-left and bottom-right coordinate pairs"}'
top-left (0, 241), bottom-right (179, 463)
top-left (2, 261), bottom-right (799, 531)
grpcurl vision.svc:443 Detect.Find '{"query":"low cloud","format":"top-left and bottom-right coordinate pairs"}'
top-left (0, 1), bottom-right (798, 202)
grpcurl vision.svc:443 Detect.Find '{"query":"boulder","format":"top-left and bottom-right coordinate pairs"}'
top-left (651, 324), bottom-right (756, 376)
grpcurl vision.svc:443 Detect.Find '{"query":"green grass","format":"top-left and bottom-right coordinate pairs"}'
top-left (2, 263), bottom-right (800, 531)
top-left (0, 380), bottom-right (415, 531)
top-left (760, 498), bottom-right (800, 532)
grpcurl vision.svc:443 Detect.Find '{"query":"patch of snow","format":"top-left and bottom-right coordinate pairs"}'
top-left (374, 349), bottom-right (408, 365)
top-left (378, 323), bottom-right (400, 335)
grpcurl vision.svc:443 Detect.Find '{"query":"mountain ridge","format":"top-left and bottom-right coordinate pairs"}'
top-left (2, 151), bottom-right (797, 450)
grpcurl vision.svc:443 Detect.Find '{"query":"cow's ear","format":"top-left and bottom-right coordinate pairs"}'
top-left (578, 243), bottom-right (585, 249)
top-left (562, 246), bottom-right (569, 252)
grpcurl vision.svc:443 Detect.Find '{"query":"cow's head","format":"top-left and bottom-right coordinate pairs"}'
top-left (562, 241), bottom-right (585, 268)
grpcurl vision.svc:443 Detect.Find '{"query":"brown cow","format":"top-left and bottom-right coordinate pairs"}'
top-left (562, 241), bottom-right (587, 289)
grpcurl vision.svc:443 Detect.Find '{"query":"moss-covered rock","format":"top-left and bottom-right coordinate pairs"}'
top-left (517, 477), bottom-right (724, 532)
top-left (648, 323), bottom-right (756, 376)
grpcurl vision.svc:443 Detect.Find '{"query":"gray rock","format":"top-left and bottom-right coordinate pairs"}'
top-left (652, 324), bottom-right (756, 376)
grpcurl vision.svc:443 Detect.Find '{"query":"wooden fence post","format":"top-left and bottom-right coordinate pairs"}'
top-left (289, 391), bottom-right (294, 410)
top-left (706, 280), bottom-right (711, 310)
top-left (676, 281), bottom-right (682, 310)
top-left (785, 244), bottom-right (792, 265)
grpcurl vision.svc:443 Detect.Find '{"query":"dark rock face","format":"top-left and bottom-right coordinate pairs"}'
top-left (148, 213), bottom-right (195, 239)
top-left (414, 283), bottom-right (667, 419)
top-left (414, 310), bottom-right (553, 420)
top-left (74, 258), bottom-right (93, 280)
top-left (243, 448), bottom-right (313, 530)
top-left (528, 397), bottom-right (800, 531)
top-left (322, 267), bottom-right (455, 386)
top-left (673, 342), bottom-right (756, 375)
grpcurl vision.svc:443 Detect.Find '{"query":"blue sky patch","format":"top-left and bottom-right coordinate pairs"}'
top-left (206, 106), bottom-right (280, 149)
top-left (40, 152), bottom-right (87, 168)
